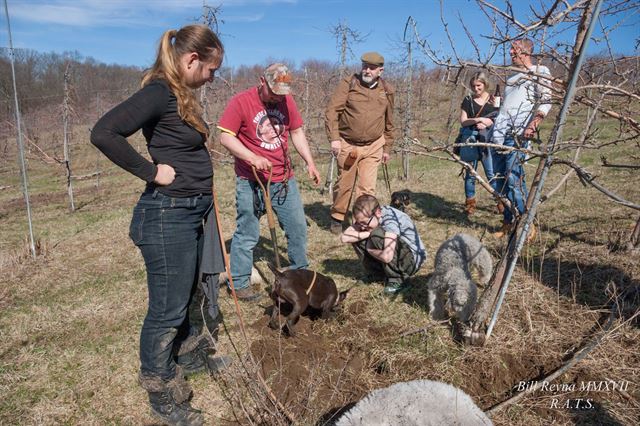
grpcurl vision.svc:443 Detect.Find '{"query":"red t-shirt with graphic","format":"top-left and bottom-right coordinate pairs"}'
top-left (217, 87), bottom-right (303, 183)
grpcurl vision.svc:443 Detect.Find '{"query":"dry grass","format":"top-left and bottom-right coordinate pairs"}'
top-left (1, 125), bottom-right (639, 425)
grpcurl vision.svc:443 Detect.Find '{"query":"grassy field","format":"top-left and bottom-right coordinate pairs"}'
top-left (1, 124), bottom-right (638, 425)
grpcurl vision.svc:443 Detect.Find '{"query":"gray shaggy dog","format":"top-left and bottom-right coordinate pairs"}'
top-left (427, 234), bottom-right (493, 322)
top-left (335, 380), bottom-right (493, 426)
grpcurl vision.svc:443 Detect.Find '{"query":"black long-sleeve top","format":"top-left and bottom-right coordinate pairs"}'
top-left (90, 79), bottom-right (213, 197)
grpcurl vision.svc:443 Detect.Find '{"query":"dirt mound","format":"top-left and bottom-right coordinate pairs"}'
top-left (249, 313), bottom-right (369, 421)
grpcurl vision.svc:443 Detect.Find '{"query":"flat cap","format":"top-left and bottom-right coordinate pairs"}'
top-left (361, 51), bottom-right (384, 67)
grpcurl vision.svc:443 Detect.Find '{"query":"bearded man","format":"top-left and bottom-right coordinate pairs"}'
top-left (325, 52), bottom-right (396, 235)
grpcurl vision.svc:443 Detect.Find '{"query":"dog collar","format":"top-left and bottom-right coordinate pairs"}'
top-left (305, 271), bottom-right (318, 295)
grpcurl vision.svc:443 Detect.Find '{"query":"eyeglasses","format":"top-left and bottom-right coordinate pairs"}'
top-left (354, 206), bottom-right (379, 230)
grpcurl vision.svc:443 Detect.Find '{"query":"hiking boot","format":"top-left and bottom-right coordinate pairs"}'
top-left (330, 218), bottom-right (343, 235)
top-left (176, 340), bottom-right (232, 377)
top-left (234, 286), bottom-right (261, 302)
top-left (148, 390), bottom-right (204, 426)
top-left (464, 197), bottom-right (477, 216)
top-left (383, 278), bottom-right (404, 295)
top-left (495, 201), bottom-right (505, 215)
top-left (178, 352), bottom-right (232, 377)
top-left (139, 369), bottom-right (202, 426)
top-left (493, 221), bottom-right (514, 238)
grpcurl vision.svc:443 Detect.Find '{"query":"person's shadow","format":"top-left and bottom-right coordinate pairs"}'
top-left (305, 190), bottom-right (470, 230)
top-left (224, 235), bottom-right (284, 268)
top-left (305, 200), bottom-right (332, 229)
top-left (400, 190), bottom-right (469, 226)
top-left (528, 254), bottom-right (639, 328)
top-left (321, 257), bottom-right (362, 281)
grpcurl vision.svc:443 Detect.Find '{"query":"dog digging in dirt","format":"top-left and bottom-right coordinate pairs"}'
top-left (268, 264), bottom-right (348, 337)
top-left (427, 233), bottom-right (493, 323)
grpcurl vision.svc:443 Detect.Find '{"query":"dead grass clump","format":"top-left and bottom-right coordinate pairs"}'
top-left (0, 236), bottom-right (49, 272)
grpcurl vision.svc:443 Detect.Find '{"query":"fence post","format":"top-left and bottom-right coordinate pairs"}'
top-left (4, 0), bottom-right (36, 256)
top-left (63, 63), bottom-right (75, 211)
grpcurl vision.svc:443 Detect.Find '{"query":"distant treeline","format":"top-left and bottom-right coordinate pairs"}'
top-left (3, 46), bottom-right (633, 154)
top-left (0, 48), bottom-right (450, 150)
top-left (0, 49), bottom-right (142, 122)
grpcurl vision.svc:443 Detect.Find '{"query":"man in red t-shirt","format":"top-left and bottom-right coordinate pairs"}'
top-left (218, 63), bottom-right (321, 301)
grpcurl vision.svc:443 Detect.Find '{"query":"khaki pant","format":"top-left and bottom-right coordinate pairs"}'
top-left (330, 135), bottom-right (385, 222)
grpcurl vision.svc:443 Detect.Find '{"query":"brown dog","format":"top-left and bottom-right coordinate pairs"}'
top-left (268, 265), bottom-right (347, 337)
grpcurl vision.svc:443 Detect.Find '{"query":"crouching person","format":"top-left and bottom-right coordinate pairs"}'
top-left (341, 194), bottom-right (426, 294)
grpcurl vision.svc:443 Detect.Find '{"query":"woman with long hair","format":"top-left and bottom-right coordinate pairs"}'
top-left (91, 25), bottom-right (225, 426)
top-left (459, 72), bottom-right (499, 216)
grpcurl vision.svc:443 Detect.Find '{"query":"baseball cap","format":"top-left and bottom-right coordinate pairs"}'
top-left (264, 63), bottom-right (292, 95)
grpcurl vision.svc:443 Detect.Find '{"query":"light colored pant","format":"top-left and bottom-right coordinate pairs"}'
top-left (330, 135), bottom-right (385, 221)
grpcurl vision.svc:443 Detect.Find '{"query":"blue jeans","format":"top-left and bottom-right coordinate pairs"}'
top-left (129, 189), bottom-right (212, 380)
top-left (464, 148), bottom-right (497, 198)
top-left (494, 138), bottom-right (528, 224)
top-left (230, 177), bottom-right (308, 289)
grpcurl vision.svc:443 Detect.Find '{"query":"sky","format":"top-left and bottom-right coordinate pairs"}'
top-left (2, 0), bottom-right (638, 70)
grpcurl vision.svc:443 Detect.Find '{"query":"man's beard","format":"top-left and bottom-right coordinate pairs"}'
top-left (361, 74), bottom-right (374, 84)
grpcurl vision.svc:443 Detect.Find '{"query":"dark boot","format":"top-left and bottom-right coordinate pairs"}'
top-left (175, 335), bottom-right (232, 377)
top-left (148, 390), bottom-right (204, 426)
top-left (330, 217), bottom-right (343, 235)
top-left (139, 368), bottom-right (204, 426)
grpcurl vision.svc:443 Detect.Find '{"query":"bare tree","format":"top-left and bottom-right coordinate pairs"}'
top-left (329, 20), bottom-right (368, 77)
top-left (400, 17), bottom-right (418, 180)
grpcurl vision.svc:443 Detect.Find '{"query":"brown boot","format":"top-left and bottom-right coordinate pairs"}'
top-left (464, 198), bottom-right (477, 216)
top-left (493, 221), bottom-right (514, 238)
top-left (495, 201), bottom-right (505, 215)
top-left (525, 223), bottom-right (537, 244)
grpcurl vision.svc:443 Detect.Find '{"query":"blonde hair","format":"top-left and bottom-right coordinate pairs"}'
top-left (469, 72), bottom-right (490, 93)
top-left (142, 25), bottom-right (224, 135)
top-left (516, 38), bottom-right (534, 54)
top-left (352, 194), bottom-right (380, 218)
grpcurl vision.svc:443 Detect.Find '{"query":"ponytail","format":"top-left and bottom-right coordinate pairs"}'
top-left (142, 25), bottom-right (224, 135)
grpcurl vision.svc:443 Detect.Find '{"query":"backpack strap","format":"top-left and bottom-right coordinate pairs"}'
top-left (350, 74), bottom-right (392, 104)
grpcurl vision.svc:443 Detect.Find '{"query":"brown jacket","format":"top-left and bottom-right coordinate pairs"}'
top-left (325, 74), bottom-right (395, 153)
